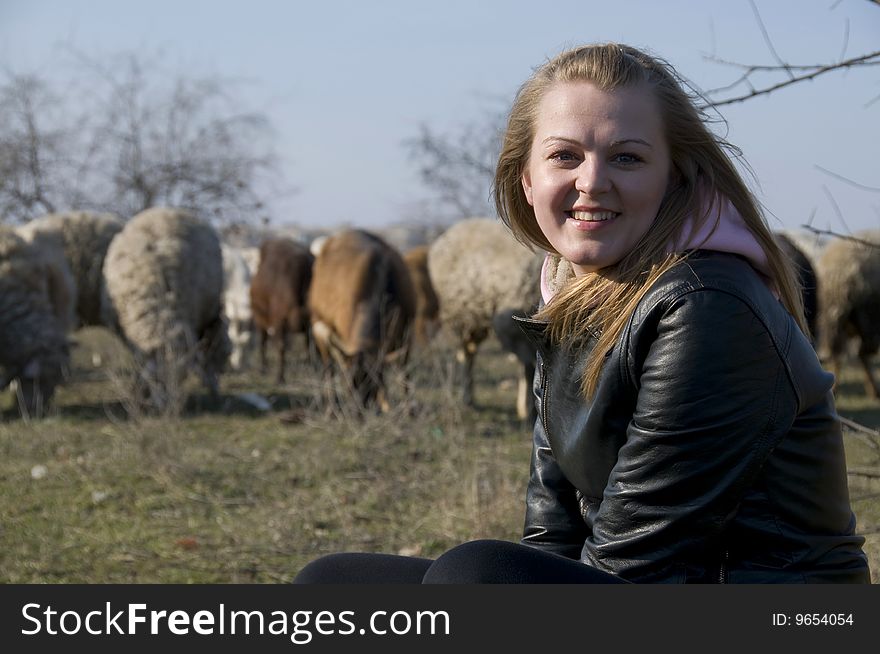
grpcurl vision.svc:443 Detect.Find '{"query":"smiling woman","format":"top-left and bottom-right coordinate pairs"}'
top-left (294, 42), bottom-right (871, 585)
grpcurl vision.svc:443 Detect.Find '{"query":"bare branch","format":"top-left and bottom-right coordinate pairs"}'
top-left (801, 224), bottom-right (880, 248)
top-left (749, 0), bottom-right (794, 79)
top-left (704, 49), bottom-right (880, 107)
top-left (815, 165), bottom-right (880, 192)
top-left (838, 17), bottom-right (850, 61)
top-left (822, 185), bottom-right (852, 233)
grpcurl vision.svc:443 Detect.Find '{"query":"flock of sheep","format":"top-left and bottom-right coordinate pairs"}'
top-left (0, 206), bottom-right (878, 420)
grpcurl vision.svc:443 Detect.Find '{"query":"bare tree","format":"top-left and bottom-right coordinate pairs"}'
top-left (703, 0), bottom-right (880, 108)
top-left (0, 50), bottom-right (281, 226)
top-left (403, 104), bottom-right (505, 222)
top-left (0, 74), bottom-right (68, 220)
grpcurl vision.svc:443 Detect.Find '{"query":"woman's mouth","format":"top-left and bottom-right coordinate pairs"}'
top-left (566, 210), bottom-right (618, 222)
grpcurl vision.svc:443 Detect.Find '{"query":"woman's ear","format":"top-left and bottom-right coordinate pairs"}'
top-left (521, 169), bottom-right (534, 206)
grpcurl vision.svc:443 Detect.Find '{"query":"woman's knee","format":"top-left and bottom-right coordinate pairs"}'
top-left (423, 539), bottom-right (517, 583)
top-left (293, 551), bottom-right (433, 584)
top-left (292, 553), bottom-right (356, 584)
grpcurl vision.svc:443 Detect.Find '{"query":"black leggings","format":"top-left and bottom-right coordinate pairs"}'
top-left (293, 539), bottom-right (629, 584)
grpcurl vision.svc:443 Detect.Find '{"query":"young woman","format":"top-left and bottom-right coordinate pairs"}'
top-left (295, 43), bottom-right (870, 584)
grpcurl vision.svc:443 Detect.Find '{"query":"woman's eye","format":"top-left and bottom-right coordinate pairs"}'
top-left (612, 153), bottom-right (642, 165)
top-left (549, 151), bottom-right (577, 162)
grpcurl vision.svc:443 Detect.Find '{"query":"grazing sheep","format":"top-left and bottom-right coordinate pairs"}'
top-left (492, 308), bottom-right (538, 424)
top-left (17, 211), bottom-right (124, 327)
top-left (403, 245), bottom-right (440, 346)
top-left (775, 232), bottom-right (819, 342)
top-left (308, 229), bottom-right (416, 413)
top-left (0, 227), bottom-right (72, 417)
top-left (221, 244), bottom-right (260, 371)
top-left (816, 230), bottom-right (880, 398)
top-left (428, 217), bottom-right (543, 417)
top-left (101, 207), bottom-right (230, 410)
top-left (249, 238), bottom-right (315, 382)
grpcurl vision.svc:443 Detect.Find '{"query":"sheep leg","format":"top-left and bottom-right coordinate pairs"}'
top-left (517, 360), bottom-right (536, 423)
top-left (400, 351), bottom-right (417, 417)
top-left (375, 370), bottom-right (390, 415)
top-left (259, 329), bottom-right (269, 374)
top-left (457, 343), bottom-right (476, 407)
top-left (277, 329), bottom-right (288, 383)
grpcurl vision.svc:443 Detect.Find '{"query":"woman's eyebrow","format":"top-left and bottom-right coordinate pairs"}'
top-left (539, 136), bottom-right (653, 148)
top-left (610, 138), bottom-right (652, 148)
top-left (540, 136), bottom-right (581, 146)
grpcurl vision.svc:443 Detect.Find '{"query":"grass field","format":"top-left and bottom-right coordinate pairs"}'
top-left (1, 327), bottom-right (878, 583)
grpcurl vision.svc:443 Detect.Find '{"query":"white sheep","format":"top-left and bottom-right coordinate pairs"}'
top-left (17, 211), bottom-right (124, 327)
top-left (427, 217), bottom-right (543, 418)
top-left (0, 227), bottom-right (72, 417)
top-left (101, 207), bottom-right (231, 410)
top-left (221, 243), bottom-right (259, 370)
top-left (816, 229), bottom-right (880, 398)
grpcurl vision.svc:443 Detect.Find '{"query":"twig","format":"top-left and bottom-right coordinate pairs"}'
top-left (749, 0), bottom-right (793, 79)
top-left (815, 165), bottom-right (880, 192)
top-left (704, 50), bottom-right (880, 107)
top-left (801, 224), bottom-right (880, 248)
top-left (822, 185), bottom-right (852, 234)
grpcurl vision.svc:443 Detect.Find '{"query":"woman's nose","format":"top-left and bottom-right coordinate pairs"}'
top-left (574, 158), bottom-right (611, 195)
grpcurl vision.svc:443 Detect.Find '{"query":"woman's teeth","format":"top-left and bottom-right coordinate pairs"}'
top-left (568, 211), bottom-right (616, 222)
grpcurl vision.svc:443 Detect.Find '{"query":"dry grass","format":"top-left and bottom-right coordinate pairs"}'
top-left (1, 326), bottom-right (878, 583)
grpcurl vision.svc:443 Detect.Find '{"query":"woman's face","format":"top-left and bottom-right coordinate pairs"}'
top-left (521, 81), bottom-right (673, 275)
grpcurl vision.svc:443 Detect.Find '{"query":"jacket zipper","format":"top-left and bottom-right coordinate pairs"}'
top-left (540, 361), bottom-right (550, 438)
top-left (718, 549), bottom-right (729, 584)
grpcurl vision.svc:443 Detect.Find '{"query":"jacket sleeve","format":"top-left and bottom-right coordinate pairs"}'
top-left (583, 288), bottom-right (799, 581)
top-left (521, 350), bottom-right (589, 559)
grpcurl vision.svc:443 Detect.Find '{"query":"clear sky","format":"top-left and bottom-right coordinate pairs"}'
top-left (2, 0), bottom-right (878, 234)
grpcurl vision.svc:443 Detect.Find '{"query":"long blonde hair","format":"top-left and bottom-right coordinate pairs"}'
top-left (494, 43), bottom-right (807, 398)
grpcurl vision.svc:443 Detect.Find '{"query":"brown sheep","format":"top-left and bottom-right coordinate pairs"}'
top-left (249, 238), bottom-right (315, 383)
top-left (403, 245), bottom-right (440, 346)
top-left (308, 229), bottom-right (416, 413)
top-left (816, 230), bottom-right (880, 398)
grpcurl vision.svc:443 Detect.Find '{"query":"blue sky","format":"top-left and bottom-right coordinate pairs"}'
top-left (2, 0), bottom-right (878, 234)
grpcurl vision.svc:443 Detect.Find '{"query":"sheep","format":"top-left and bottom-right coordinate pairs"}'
top-left (774, 232), bottom-right (819, 342)
top-left (101, 207), bottom-right (230, 410)
top-left (0, 227), bottom-right (72, 418)
top-left (428, 217), bottom-right (543, 418)
top-left (221, 244), bottom-right (260, 371)
top-left (403, 244), bottom-right (440, 346)
top-left (308, 229), bottom-right (416, 413)
top-left (492, 308), bottom-right (538, 424)
top-left (816, 229), bottom-right (880, 399)
top-left (249, 238), bottom-right (315, 382)
top-left (16, 211), bottom-right (124, 328)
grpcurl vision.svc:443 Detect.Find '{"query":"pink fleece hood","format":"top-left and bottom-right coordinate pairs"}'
top-left (540, 192), bottom-right (772, 303)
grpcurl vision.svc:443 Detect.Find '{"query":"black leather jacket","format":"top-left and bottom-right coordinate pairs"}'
top-left (515, 251), bottom-right (870, 583)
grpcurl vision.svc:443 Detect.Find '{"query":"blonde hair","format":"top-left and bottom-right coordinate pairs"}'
top-left (494, 43), bottom-right (807, 398)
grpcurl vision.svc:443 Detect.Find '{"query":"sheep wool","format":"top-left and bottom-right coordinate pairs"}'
top-left (102, 207), bottom-right (230, 401)
top-left (428, 217), bottom-right (543, 346)
top-left (0, 227), bottom-right (71, 415)
top-left (816, 229), bottom-right (880, 397)
top-left (18, 211), bottom-right (124, 327)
